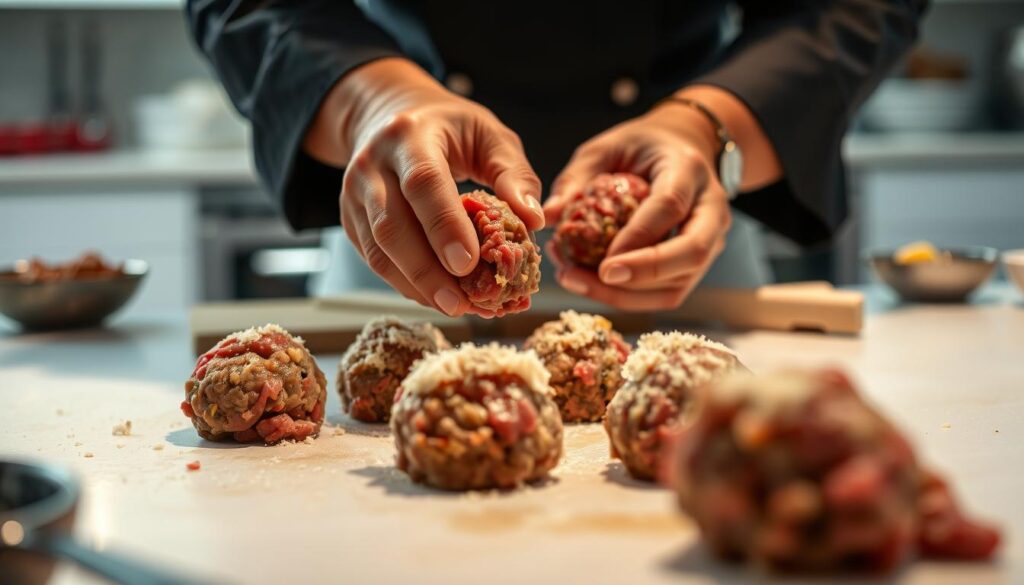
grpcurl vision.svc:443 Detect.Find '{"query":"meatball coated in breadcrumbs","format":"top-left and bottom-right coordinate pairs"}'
top-left (604, 331), bottom-right (741, 480)
top-left (459, 190), bottom-right (541, 316)
top-left (182, 324), bottom-right (327, 443)
top-left (338, 317), bottom-right (450, 423)
top-left (523, 311), bottom-right (630, 422)
top-left (663, 368), bottom-right (1001, 573)
top-left (391, 343), bottom-right (563, 490)
top-left (553, 172), bottom-right (650, 269)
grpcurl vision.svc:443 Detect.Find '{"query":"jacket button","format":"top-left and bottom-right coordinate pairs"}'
top-left (610, 77), bottom-right (639, 107)
top-left (445, 72), bottom-right (474, 97)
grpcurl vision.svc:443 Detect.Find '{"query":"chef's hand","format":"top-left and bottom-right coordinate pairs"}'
top-left (303, 58), bottom-right (544, 317)
top-left (543, 100), bottom-right (730, 311)
top-left (544, 86), bottom-right (782, 311)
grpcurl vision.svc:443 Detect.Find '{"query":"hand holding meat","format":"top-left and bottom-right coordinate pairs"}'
top-left (545, 103), bottom-right (731, 311)
top-left (305, 58), bottom-right (544, 317)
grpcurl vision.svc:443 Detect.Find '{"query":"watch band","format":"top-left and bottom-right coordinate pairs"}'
top-left (659, 96), bottom-right (733, 148)
top-left (657, 95), bottom-right (742, 199)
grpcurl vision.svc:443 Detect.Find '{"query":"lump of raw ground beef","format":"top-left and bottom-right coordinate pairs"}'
top-left (459, 190), bottom-right (541, 316)
top-left (391, 343), bottom-right (563, 490)
top-left (181, 324), bottom-right (327, 444)
top-left (523, 311), bottom-right (630, 422)
top-left (338, 316), bottom-right (450, 423)
top-left (604, 331), bottom-right (741, 481)
top-left (553, 172), bottom-right (650, 269)
top-left (662, 368), bottom-right (1001, 574)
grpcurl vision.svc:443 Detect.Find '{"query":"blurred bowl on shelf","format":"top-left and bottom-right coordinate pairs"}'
top-left (0, 259), bottom-right (147, 331)
top-left (1003, 249), bottom-right (1024, 297)
top-left (861, 79), bottom-right (982, 132)
top-left (133, 79), bottom-right (247, 151)
top-left (868, 246), bottom-right (997, 303)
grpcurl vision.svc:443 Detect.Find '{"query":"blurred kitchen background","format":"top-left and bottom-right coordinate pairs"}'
top-left (1, 0), bottom-right (1023, 315)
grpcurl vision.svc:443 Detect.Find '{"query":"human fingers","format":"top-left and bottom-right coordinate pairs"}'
top-left (555, 265), bottom-right (691, 311)
top-left (365, 169), bottom-right (473, 317)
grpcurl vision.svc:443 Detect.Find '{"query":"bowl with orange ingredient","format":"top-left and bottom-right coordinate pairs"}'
top-left (868, 242), bottom-right (997, 303)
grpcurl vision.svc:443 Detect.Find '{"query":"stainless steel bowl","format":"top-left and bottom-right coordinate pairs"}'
top-left (868, 247), bottom-right (997, 303)
top-left (0, 459), bottom-right (207, 585)
top-left (0, 259), bottom-right (147, 331)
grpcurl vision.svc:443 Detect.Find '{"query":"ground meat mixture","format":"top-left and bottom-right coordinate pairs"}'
top-left (663, 368), bottom-right (1001, 574)
top-left (337, 316), bottom-right (450, 423)
top-left (553, 172), bottom-right (650, 269)
top-left (13, 251), bottom-right (124, 283)
top-left (391, 343), bottom-right (563, 490)
top-left (459, 190), bottom-right (541, 316)
top-left (523, 311), bottom-right (630, 422)
top-left (604, 331), bottom-right (741, 481)
top-left (181, 324), bottom-right (328, 444)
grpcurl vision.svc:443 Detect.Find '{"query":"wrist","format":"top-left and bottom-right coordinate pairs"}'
top-left (647, 99), bottom-right (721, 169)
top-left (304, 57), bottom-right (443, 166)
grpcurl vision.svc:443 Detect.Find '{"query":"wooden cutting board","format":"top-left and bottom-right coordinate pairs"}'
top-left (190, 282), bottom-right (862, 354)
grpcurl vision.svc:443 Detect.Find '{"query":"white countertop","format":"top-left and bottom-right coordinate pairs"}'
top-left (2, 132), bottom-right (1024, 191)
top-left (1, 285), bottom-right (1022, 584)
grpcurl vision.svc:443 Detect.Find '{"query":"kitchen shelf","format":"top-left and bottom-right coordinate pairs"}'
top-left (0, 148), bottom-right (256, 189)
top-left (844, 132), bottom-right (1024, 169)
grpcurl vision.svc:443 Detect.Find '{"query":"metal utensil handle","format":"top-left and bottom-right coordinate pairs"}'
top-left (42, 535), bottom-right (209, 585)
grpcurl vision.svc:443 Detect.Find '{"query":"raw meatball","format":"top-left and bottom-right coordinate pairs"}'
top-left (604, 331), bottom-right (741, 481)
top-left (391, 343), bottom-right (563, 490)
top-left (459, 190), bottom-right (541, 316)
top-left (337, 316), bottom-right (450, 422)
top-left (523, 311), bottom-right (630, 422)
top-left (553, 172), bottom-right (650, 269)
top-left (664, 368), bottom-right (1001, 573)
top-left (181, 324), bottom-right (327, 443)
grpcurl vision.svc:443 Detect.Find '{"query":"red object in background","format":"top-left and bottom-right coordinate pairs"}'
top-left (0, 120), bottom-right (110, 156)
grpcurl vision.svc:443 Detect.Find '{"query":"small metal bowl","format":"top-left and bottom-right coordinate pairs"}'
top-left (0, 259), bottom-right (147, 331)
top-left (868, 247), bottom-right (997, 303)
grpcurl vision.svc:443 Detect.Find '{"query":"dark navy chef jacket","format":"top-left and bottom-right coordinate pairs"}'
top-left (186, 0), bottom-right (928, 246)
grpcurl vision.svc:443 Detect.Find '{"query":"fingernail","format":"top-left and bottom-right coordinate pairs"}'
top-left (560, 273), bottom-right (588, 295)
top-left (433, 288), bottom-right (460, 316)
top-left (443, 242), bottom-right (473, 274)
top-left (602, 264), bottom-right (631, 285)
top-left (522, 194), bottom-right (545, 225)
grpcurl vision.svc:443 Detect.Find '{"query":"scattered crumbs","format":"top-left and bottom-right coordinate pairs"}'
top-left (83, 452), bottom-right (94, 458)
top-left (153, 444), bottom-right (165, 451)
top-left (186, 460), bottom-right (201, 471)
top-left (112, 420), bottom-right (132, 436)
top-left (56, 409), bottom-right (66, 416)
top-left (116, 444), bottom-right (125, 449)
top-left (74, 442), bottom-right (83, 447)
top-left (995, 429), bottom-right (1000, 434)
top-left (941, 422), bottom-right (952, 431)
top-left (303, 436), bottom-right (315, 444)
top-left (333, 427), bottom-right (346, 437)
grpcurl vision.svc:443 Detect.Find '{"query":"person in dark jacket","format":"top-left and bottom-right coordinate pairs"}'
top-left (186, 1), bottom-right (927, 316)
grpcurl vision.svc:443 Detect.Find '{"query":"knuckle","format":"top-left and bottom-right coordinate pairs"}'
top-left (408, 262), bottom-right (435, 286)
top-left (381, 112), bottom-right (416, 138)
top-left (424, 205), bottom-right (466, 238)
top-left (351, 149), bottom-right (374, 173)
top-left (363, 242), bottom-right (393, 276)
top-left (652, 193), bottom-right (689, 219)
top-left (689, 239), bottom-right (713, 265)
top-left (400, 161), bottom-right (446, 196)
top-left (369, 211), bottom-right (401, 249)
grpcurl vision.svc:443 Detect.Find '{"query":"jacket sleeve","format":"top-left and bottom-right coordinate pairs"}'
top-left (186, 0), bottom-right (403, 230)
top-left (694, 0), bottom-right (928, 246)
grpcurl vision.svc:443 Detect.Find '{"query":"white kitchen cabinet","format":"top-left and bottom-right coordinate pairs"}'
top-left (0, 188), bottom-right (200, 310)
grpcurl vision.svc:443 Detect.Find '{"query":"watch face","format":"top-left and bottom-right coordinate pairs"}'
top-left (719, 141), bottom-right (743, 197)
